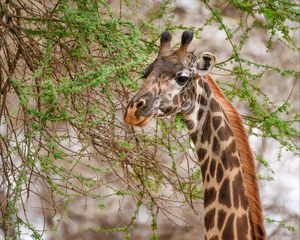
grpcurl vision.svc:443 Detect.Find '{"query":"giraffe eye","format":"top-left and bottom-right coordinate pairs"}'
top-left (176, 75), bottom-right (189, 86)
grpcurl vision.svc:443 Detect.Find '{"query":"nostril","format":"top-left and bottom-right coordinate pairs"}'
top-left (136, 99), bottom-right (145, 109)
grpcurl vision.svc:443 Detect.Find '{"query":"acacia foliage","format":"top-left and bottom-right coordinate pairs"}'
top-left (0, 0), bottom-right (299, 239)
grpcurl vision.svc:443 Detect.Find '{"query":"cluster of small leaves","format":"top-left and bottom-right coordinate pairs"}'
top-left (196, 0), bottom-right (300, 155)
top-left (0, 1), bottom-right (202, 239)
top-left (266, 217), bottom-right (297, 233)
top-left (199, 1), bottom-right (299, 235)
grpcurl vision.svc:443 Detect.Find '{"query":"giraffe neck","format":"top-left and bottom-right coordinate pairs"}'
top-left (182, 77), bottom-right (254, 240)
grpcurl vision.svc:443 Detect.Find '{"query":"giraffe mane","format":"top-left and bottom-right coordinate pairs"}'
top-left (205, 75), bottom-right (266, 239)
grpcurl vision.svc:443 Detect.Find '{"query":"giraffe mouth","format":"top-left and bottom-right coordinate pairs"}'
top-left (124, 113), bottom-right (153, 127)
top-left (135, 116), bottom-right (152, 127)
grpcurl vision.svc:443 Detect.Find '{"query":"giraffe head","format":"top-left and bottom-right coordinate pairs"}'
top-left (124, 31), bottom-right (216, 127)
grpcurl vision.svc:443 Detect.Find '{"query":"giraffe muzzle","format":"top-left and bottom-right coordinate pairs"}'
top-left (124, 96), bottom-right (153, 127)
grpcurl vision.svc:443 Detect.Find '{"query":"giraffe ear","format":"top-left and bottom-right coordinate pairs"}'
top-left (195, 51), bottom-right (216, 76)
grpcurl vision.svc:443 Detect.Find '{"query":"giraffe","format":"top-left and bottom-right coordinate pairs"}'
top-left (124, 31), bottom-right (266, 240)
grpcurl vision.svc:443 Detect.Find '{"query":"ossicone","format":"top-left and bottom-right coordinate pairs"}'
top-left (158, 31), bottom-right (172, 56)
top-left (177, 30), bottom-right (194, 55)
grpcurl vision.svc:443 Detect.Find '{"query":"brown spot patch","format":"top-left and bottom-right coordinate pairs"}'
top-left (164, 106), bottom-right (173, 114)
top-left (197, 109), bottom-right (204, 121)
top-left (204, 187), bottom-right (217, 207)
top-left (197, 148), bottom-right (207, 160)
top-left (198, 80), bottom-right (203, 88)
top-left (200, 96), bottom-right (208, 106)
top-left (217, 209), bottom-right (226, 230)
top-left (212, 137), bottom-right (221, 155)
top-left (172, 95), bottom-right (179, 105)
top-left (217, 126), bottom-right (231, 141)
top-left (222, 213), bottom-right (234, 240)
top-left (229, 156), bottom-right (240, 170)
top-left (216, 164), bottom-right (224, 183)
top-left (210, 98), bottom-right (220, 112)
top-left (226, 140), bottom-right (237, 154)
top-left (224, 121), bottom-right (233, 134)
top-left (190, 131), bottom-right (198, 144)
top-left (209, 158), bottom-right (216, 177)
top-left (201, 112), bottom-right (212, 144)
top-left (219, 178), bottom-right (231, 208)
top-left (221, 151), bottom-right (229, 169)
top-left (205, 208), bottom-right (215, 231)
top-left (236, 214), bottom-right (249, 240)
top-left (232, 171), bottom-right (249, 210)
top-left (204, 82), bottom-right (212, 97)
top-left (212, 116), bottom-right (222, 130)
top-left (224, 141), bottom-right (240, 170)
top-left (201, 158), bottom-right (209, 181)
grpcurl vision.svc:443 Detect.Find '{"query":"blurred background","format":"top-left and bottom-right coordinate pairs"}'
top-left (0, 0), bottom-right (299, 239)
